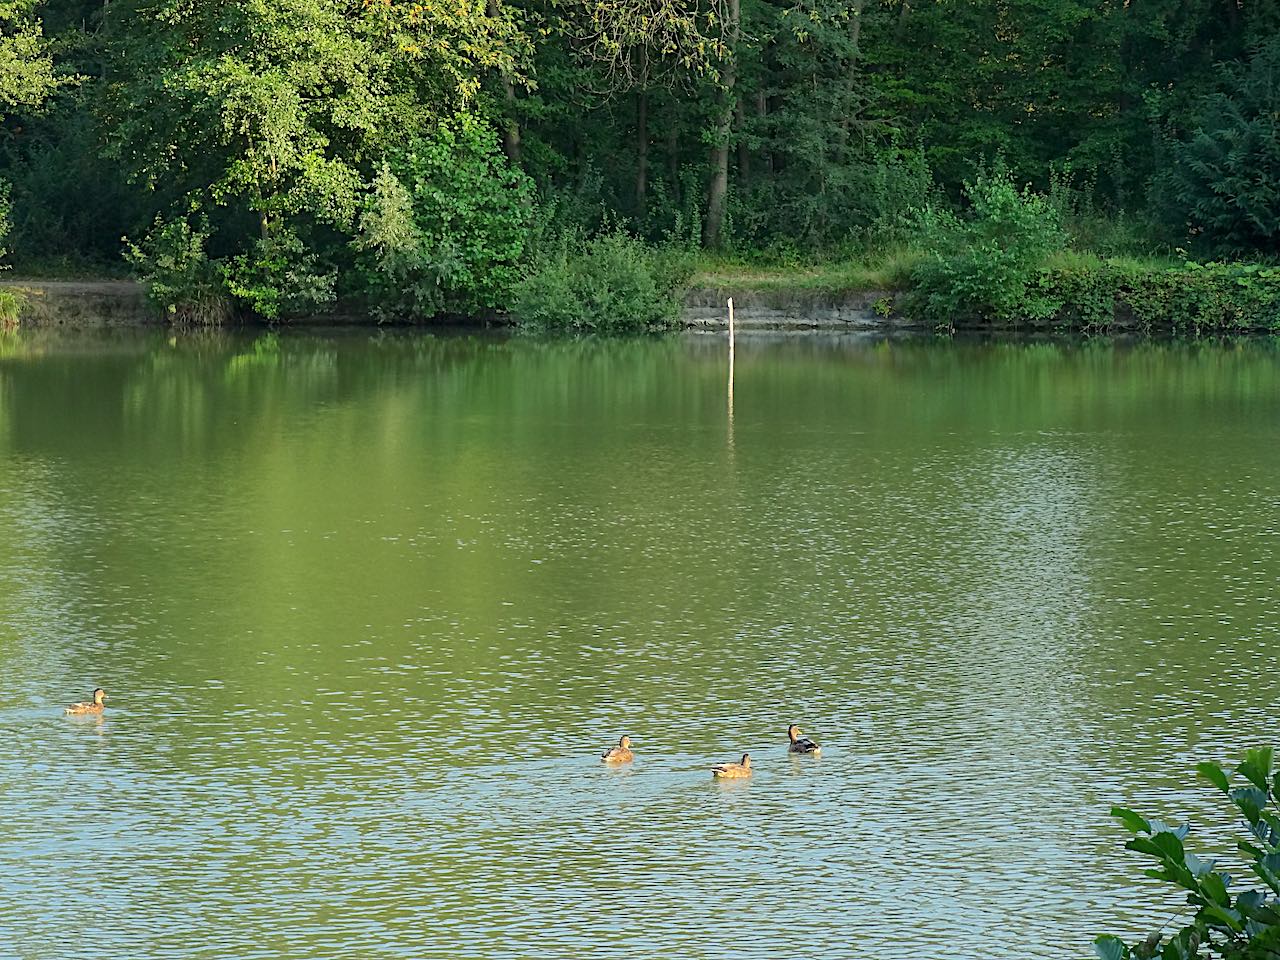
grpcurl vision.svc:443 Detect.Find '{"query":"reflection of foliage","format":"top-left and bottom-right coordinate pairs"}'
top-left (1097, 748), bottom-right (1280, 960)
top-left (225, 332), bottom-right (281, 381)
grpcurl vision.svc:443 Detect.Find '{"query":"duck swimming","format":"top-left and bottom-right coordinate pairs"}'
top-left (711, 753), bottom-right (752, 779)
top-left (601, 735), bottom-right (634, 763)
top-left (787, 724), bottom-right (821, 755)
top-left (65, 688), bottom-right (107, 715)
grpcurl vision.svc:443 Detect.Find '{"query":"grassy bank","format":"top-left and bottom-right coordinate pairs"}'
top-left (692, 248), bottom-right (1280, 334)
top-left (691, 248), bottom-right (922, 298)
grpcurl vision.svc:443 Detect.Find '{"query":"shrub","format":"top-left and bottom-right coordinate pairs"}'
top-left (124, 216), bottom-right (234, 325)
top-left (355, 114), bottom-right (533, 320)
top-left (510, 232), bottom-right (692, 334)
top-left (0, 288), bottom-right (22, 329)
top-left (1096, 747), bottom-right (1280, 960)
top-left (223, 228), bottom-right (336, 320)
top-left (907, 173), bottom-right (1066, 329)
top-left (1029, 259), bottom-right (1280, 334)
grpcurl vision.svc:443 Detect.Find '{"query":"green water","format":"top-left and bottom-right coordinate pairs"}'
top-left (2, 329), bottom-right (1279, 959)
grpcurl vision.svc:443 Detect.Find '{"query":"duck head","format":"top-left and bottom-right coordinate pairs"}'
top-left (787, 724), bottom-right (801, 742)
top-left (740, 753), bottom-right (751, 768)
top-left (619, 735), bottom-right (631, 749)
top-left (93, 688), bottom-right (107, 705)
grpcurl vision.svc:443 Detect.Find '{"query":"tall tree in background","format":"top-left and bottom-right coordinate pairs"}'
top-left (0, 0), bottom-right (59, 256)
top-left (98, 0), bottom-right (531, 312)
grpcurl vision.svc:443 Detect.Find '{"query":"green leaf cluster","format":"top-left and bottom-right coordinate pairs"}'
top-left (1097, 748), bottom-right (1280, 960)
top-left (510, 230), bottom-right (691, 333)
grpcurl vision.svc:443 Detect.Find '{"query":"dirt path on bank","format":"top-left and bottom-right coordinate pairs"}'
top-left (1, 279), bottom-right (143, 296)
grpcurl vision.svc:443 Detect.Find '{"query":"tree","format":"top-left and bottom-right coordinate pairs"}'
top-left (98, 0), bottom-right (533, 315)
top-left (1161, 36), bottom-right (1280, 255)
top-left (0, 0), bottom-right (59, 259)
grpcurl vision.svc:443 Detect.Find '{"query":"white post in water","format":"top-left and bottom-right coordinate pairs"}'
top-left (727, 297), bottom-right (735, 410)
top-left (727, 299), bottom-right (737, 445)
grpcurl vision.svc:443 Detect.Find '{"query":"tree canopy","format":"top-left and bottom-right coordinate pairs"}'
top-left (3, 0), bottom-right (1278, 316)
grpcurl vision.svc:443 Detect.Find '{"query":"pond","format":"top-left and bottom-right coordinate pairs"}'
top-left (2, 329), bottom-right (1278, 959)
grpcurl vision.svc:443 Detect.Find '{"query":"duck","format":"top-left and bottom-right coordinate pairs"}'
top-left (601, 735), bottom-right (634, 763)
top-left (787, 724), bottom-right (821, 755)
top-left (65, 688), bottom-right (107, 715)
top-left (711, 753), bottom-right (752, 779)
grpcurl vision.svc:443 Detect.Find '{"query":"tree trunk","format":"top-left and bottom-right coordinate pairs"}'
top-left (666, 117), bottom-right (681, 207)
top-left (735, 98), bottom-right (749, 185)
top-left (636, 90), bottom-right (649, 215)
top-left (839, 0), bottom-right (866, 141)
top-left (756, 92), bottom-right (772, 175)
top-left (501, 76), bottom-right (522, 164)
top-left (487, 0), bottom-right (522, 164)
top-left (635, 50), bottom-right (650, 217)
top-left (703, 0), bottom-right (740, 248)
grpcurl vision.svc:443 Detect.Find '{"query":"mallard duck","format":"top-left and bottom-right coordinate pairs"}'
top-left (601, 735), bottom-right (634, 763)
top-left (787, 724), bottom-right (821, 755)
top-left (65, 688), bottom-right (107, 715)
top-left (711, 753), bottom-right (752, 779)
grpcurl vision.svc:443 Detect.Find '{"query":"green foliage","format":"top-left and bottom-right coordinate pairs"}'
top-left (0, 179), bottom-right (10, 262)
top-left (1160, 37), bottom-right (1280, 256)
top-left (0, 288), bottom-right (22, 329)
top-left (907, 174), bottom-right (1065, 328)
top-left (356, 116), bottom-right (534, 319)
top-left (224, 229), bottom-right (336, 321)
top-left (6, 0), bottom-right (1280, 324)
top-left (0, 0), bottom-right (58, 121)
top-left (510, 231), bottom-right (691, 333)
top-left (124, 217), bottom-right (233, 325)
top-left (1031, 259), bottom-right (1280, 335)
top-left (1097, 748), bottom-right (1280, 960)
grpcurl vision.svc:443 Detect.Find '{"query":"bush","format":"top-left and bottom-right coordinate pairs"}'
top-left (1096, 747), bottom-right (1280, 960)
top-left (0, 288), bottom-right (22, 329)
top-left (223, 228), bottom-right (336, 320)
top-left (355, 114), bottom-right (534, 320)
top-left (510, 232), bottom-right (692, 334)
top-left (1030, 259), bottom-right (1280, 334)
top-left (124, 216), bottom-right (234, 324)
top-left (907, 173), bottom-right (1066, 329)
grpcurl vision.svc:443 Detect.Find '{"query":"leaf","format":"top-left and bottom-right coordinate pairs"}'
top-left (1128, 836), bottom-right (1164, 858)
top-left (1256, 853), bottom-right (1280, 896)
top-left (1184, 852), bottom-right (1213, 879)
top-left (1201, 902), bottom-right (1244, 932)
top-left (1197, 762), bottom-right (1230, 794)
top-left (1200, 871), bottom-right (1229, 905)
top-left (1113, 806), bottom-right (1153, 834)
top-left (1152, 830), bottom-right (1187, 864)
top-left (1239, 747), bottom-right (1274, 791)
top-left (1232, 786), bottom-right (1269, 825)
top-left (1094, 935), bottom-right (1131, 960)
top-left (1238, 840), bottom-right (1265, 860)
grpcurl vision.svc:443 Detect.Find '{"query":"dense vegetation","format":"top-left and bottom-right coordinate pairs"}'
top-left (1098, 747), bottom-right (1280, 960)
top-left (2, 0), bottom-right (1280, 327)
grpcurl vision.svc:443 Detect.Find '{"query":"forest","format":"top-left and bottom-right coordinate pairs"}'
top-left (1, 0), bottom-right (1279, 327)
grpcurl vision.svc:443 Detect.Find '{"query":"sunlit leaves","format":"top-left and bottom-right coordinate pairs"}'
top-left (1100, 748), bottom-right (1280, 960)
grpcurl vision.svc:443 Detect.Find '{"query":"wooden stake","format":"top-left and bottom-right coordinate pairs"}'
top-left (727, 297), bottom-right (735, 412)
top-left (727, 300), bottom-right (737, 435)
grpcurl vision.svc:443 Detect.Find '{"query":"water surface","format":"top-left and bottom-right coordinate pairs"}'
top-left (2, 329), bottom-right (1278, 959)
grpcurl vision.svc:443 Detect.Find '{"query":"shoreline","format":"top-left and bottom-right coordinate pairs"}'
top-left (5, 276), bottom-right (1279, 336)
top-left (0, 278), bottom-right (919, 332)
